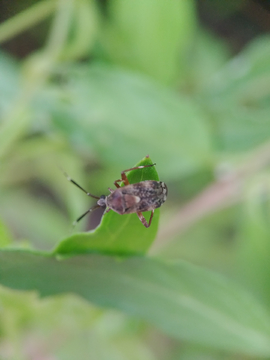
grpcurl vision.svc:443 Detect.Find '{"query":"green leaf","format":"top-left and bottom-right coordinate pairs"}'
top-left (102, 0), bottom-right (196, 85)
top-left (182, 30), bottom-right (230, 92)
top-left (50, 64), bottom-right (212, 180)
top-left (1, 249), bottom-right (270, 356)
top-left (202, 35), bottom-right (270, 152)
top-left (204, 35), bottom-right (270, 105)
top-left (55, 156), bottom-right (160, 256)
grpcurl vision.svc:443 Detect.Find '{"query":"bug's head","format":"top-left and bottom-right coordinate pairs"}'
top-left (97, 195), bottom-right (106, 207)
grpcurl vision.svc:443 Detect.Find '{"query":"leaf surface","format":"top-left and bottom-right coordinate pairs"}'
top-left (1, 249), bottom-right (270, 356)
top-left (50, 65), bottom-right (212, 180)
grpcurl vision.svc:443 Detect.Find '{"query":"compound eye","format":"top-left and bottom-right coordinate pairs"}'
top-left (100, 195), bottom-right (106, 199)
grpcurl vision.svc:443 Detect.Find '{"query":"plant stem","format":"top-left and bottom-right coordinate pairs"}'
top-left (0, 0), bottom-right (57, 44)
top-left (0, 0), bottom-right (75, 160)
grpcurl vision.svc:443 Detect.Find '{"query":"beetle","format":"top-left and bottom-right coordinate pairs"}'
top-left (64, 160), bottom-right (168, 228)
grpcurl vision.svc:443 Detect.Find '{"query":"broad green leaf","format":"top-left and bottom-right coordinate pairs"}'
top-left (55, 156), bottom-right (160, 256)
top-left (182, 30), bottom-right (230, 93)
top-left (102, 0), bottom-right (196, 85)
top-left (49, 64), bottom-right (212, 180)
top-left (1, 249), bottom-right (270, 356)
top-left (204, 35), bottom-right (270, 104)
top-left (202, 35), bottom-right (270, 152)
top-left (211, 107), bottom-right (270, 152)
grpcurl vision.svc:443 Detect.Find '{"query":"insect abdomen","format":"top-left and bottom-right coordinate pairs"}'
top-left (107, 180), bottom-right (168, 215)
top-left (132, 181), bottom-right (167, 212)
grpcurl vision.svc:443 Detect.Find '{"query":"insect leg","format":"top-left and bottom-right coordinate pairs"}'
top-left (119, 172), bottom-right (130, 186)
top-left (121, 163), bottom-right (156, 175)
top-left (137, 210), bottom-right (154, 228)
top-left (114, 163), bottom-right (156, 188)
top-left (114, 175), bottom-right (129, 187)
top-left (113, 180), bottom-right (122, 188)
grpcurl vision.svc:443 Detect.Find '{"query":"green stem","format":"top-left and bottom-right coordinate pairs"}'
top-left (0, 0), bottom-right (57, 44)
top-left (45, 0), bottom-right (75, 57)
top-left (0, 0), bottom-right (75, 160)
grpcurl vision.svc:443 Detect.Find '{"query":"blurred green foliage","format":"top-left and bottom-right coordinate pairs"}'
top-left (0, 0), bottom-right (270, 358)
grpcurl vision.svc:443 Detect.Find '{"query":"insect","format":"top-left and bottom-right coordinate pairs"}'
top-left (64, 160), bottom-right (168, 228)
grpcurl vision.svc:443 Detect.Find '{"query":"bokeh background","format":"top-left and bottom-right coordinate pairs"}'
top-left (1, 0), bottom-right (270, 358)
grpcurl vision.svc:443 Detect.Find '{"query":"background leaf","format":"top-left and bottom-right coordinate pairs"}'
top-left (49, 64), bottom-right (212, 180)
top-left (1, 250), bottom-right (270, 357)
top-left (201, 35), bottom-right (270, 152)
top-left (1, 1), bottom-right (270, 357)
top-left (102, 0), bottom-right (196, 85)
